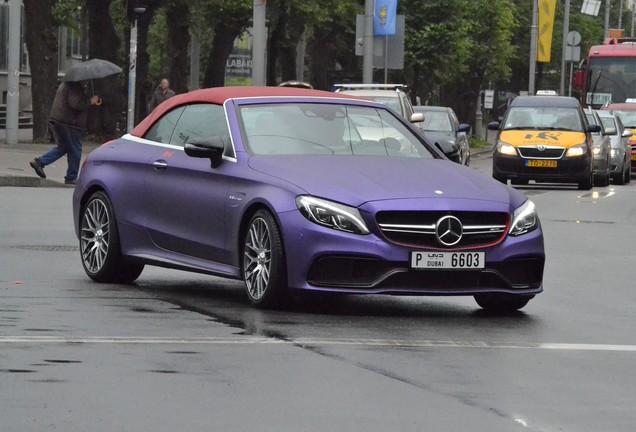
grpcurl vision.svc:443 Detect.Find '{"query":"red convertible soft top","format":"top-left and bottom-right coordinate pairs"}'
top-left (131, 86), bottom-right (359, 137)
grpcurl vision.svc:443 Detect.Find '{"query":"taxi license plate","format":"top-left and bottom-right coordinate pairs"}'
top-left (411, 252), bottom-right (485, 269)
top-left (526, 159), bottom-right (557, 168)
top-left (631, 154), bottom-right (636, 161)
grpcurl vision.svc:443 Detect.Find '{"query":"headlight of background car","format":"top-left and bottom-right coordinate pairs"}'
top-left (566, 143), bottom-right (587, 157)
top-left (296, 196), bottom-right (370, 235)
top-left (610, 148), bottom-right (619, 158)
top-left (496, 141), bottom-right (517, 156)
top-left (509, 200), bottom-right (539, 236)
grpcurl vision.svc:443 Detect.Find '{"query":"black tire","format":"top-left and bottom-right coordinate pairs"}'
top-left (474, 293), bottom-right (534, 313)
top-left (614, 161), bottom-right (626, 185)
top-left (625, 160), bottom-right (632, 184)
top-left (242, 209), bottom-right (288, 309)
top-left (578, 170), bottom-right (593, 190)
top-left (79, 191), bottom-right (144, 283)
top-left (493, 174), bottom-right (507, 185)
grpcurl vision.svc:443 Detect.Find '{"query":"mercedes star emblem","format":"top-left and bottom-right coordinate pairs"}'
top-left (435, 215), bottom-right (463, 246)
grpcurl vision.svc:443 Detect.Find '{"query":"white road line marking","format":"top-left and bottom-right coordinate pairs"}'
top-left (1, 336), bottom-right (636, 352)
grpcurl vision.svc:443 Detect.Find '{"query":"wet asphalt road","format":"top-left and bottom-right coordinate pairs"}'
top-left (2, 154), bottom-right (636, 431)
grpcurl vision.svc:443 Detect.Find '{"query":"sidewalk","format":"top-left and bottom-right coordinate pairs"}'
top-left (0, 129), bottom-right (99, 187)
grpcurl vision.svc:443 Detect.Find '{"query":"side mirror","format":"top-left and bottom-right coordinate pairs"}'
top-left (184, 137), bottom-right (225, 168)
top-left (587, 124), bottom-right (601, 133)
top-left (410, 112), bottom-right (425, 123)
top-left (435, 139), bottom-right (461, 164)
top-left (487, 121), bottom-right (500, 131)
top-left (603, 127), bottom-right (617, 135)
top-left (622, 130), bottom-right (633, 138)
top-left (458, 123), bottom-right (471, 133)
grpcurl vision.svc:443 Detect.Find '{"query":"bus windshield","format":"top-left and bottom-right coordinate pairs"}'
top-left (587, 57), bottom-right (636, 107)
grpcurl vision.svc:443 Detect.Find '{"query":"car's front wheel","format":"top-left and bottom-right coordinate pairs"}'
top-left (79, 191), bottom-right (144, 283)
top-left (242, 209), bottom-right (288, 308)
top-left (578, 170), bottom-right (593, 190)
top-left (474, 293), bottom-right (533, 313)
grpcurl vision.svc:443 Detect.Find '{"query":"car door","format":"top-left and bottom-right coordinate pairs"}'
top-left (143, 103), bottom-right (233, 265)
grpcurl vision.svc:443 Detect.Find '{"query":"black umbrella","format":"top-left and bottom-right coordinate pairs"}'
top-left (62, 58), bottom-right (123, 82)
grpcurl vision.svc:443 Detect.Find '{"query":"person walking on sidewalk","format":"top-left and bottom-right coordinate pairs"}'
top-left (29, 80), bottom-right (102, 185)
top-left (148, 78), bottom-right (175, 111)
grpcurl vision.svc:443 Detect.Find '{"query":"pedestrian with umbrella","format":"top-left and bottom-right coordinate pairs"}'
top-left (30, 59), bottom-right (122, 185)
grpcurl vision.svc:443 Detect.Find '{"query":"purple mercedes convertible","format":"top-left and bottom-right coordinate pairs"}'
top-left (72, 86), bottom-right (544, 312)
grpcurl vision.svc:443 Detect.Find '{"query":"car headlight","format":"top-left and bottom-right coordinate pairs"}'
top-left (509, 200), bottom-right (539, 237)
top-left (296, 196), bottom-right (370, 235)
top-left (566, 143), bottom-right (587, 157)
top-left (611, 148), bottom-right (618, 158)
top-left (496, 142), bottom-right (517, 156)
top-left (592, 146), bottom-right (601, 155)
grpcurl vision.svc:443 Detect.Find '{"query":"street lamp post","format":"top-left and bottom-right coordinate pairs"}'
top-left (127, 7), bottom-right (145, 133)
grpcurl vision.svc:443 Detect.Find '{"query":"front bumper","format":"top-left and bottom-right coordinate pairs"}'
top-left (493, 152), bottom-right (591, 183)
top-left (278, 209), bottom-right (545, 296)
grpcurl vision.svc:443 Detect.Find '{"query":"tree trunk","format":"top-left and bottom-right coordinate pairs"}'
top-left (202, 23), bottom-right (243, 88)
top-left (23, 0), bottom-right (58, 142)
top-left (165, 0), bottom-right (190, 94)
top-left (86, 0), bottom-right (122, 137)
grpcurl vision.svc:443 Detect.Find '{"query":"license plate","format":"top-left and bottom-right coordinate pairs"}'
top-left (631, 154), bottom-right (636, 161)
top-left (411, 252), bottom-right (485, 269)
top-left (526, 159), bottom-right (557, 168)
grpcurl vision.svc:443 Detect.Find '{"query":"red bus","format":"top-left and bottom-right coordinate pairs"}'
top-left (576, 38), bottom-right (636, 108)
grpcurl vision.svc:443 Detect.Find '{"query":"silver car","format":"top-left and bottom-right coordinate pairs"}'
top-left (596, 110), bottom-right (633, 184)
top-left (585, 109), bottom-right (612, 187)
top-left (414, 105), bottom-right (471, 166)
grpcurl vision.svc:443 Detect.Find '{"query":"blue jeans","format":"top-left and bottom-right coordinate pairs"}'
top-left (37, 122), bottom-right (83, 182)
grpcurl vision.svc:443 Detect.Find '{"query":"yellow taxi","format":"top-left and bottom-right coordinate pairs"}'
top-left (489, 95), bottom-right (600, 190)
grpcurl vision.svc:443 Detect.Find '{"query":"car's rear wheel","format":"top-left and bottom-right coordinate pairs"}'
top-left (474, 293), bottom-right (534, 313)
top-left (242, 209), bottom-right (288, 309)
top-left (80, 191), bottom-right (144, 283)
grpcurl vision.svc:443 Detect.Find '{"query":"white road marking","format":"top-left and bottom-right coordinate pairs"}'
top-left (1, 336), bottom-right (636, 352)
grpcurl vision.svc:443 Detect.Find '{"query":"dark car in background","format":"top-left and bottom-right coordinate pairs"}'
top-left (414, 105), bottom-right (471, 166)
top-left (73, 86), bottom-right (545, 313)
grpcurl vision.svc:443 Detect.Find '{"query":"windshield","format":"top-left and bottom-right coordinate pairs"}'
top-left (239, 103), bottom-right (434, 158)
top-left (610, 109), bottom-right (636, 128)
top-left (421, 111), bottom-right (453, 132)
top-left (587, 57), bottom-right (636, 107)
top-left (600, 117), bottom-right (617, 133)
top-left (360, 95), bottom-right (402, 114)
top-left (503, 107), bottom-right (583, 131)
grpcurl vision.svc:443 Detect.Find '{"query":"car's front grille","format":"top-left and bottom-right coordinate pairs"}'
top-left (518, 146), bottom-right (565, 159)
top-left (376, 211), bottom-right (508, 249)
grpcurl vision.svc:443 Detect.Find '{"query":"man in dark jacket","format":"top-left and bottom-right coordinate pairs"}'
top-left (30, 80), bottom-right (101, 185)
top-left (148, 78), bottom-right (175, 111)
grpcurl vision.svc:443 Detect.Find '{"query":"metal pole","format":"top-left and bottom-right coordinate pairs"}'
top-left (363, 0), bottom-right (374, 83)
top-left (384, 36), bottom-right (388, 84)
top-left (251, 0), bottom-right (266, 86)
top-left (569, 62), bottom-right (574, 96)
top-left (127, 17), bottom-right (138, 132)
top-left (529, 0), bottom-right (538, 95)
top-left (5, 0), bottom-right (21, 145)
top-left (189, 28), bottom-right (200, 90)
top-left (560, 0), bottom-right (570, 96)
top-left (619, 0), bottom-right (624, 29)
top-left (475, 91), bottom-right (483, 139)
top-left (605, 0), bottom-right (610, 38)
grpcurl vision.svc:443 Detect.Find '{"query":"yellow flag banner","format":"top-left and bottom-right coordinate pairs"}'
top-left (537, 0), bottom-right (557, 63)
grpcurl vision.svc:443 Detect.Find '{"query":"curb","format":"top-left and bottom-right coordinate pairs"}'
top-left (0, 175), bottom-right (68, 188)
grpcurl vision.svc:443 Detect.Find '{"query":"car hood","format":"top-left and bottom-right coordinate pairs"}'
top-left (248, 156), bottom-right (522, 208)
top-left (422, 131), bottom-right (456, 144)
top-left (500, 130), bottom-right (587, 148)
